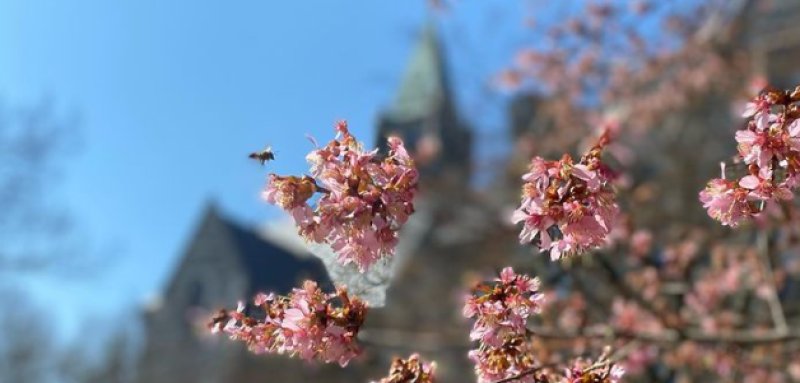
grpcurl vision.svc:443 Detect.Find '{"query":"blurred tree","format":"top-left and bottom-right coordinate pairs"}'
top-left (0, 99), bottom-right (82, 272)
top-left (59, 331), bottom-right (134, 383)
top-left (0, 287), bottom-right (135, 383)
top-left (495, 0), bottom-right (751, 149)
top-left (0, 288), bottom-right (55, 383)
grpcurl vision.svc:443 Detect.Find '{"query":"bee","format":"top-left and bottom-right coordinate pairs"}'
top-left (249, 146), bottom-right (275, 165)
top-left (207, 309), bottom-right (230, 333)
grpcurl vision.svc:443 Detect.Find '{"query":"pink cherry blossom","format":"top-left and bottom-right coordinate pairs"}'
top-left (513, 130), bottom-right (619, 259)
top-left (699, 178), bottom-right (755, 227)
top-left (371, 354), bottom-right (437, 383)
top-left (209, 280), bottom-right (367, 366)
top-left (465, 268), bottom-right (544, 383)
top-left (564, 361), bottom-right (625, 383)
top-left (702, 86), bottom-right (800, 227)
top-left (263, 121), bottom-right (418, 272)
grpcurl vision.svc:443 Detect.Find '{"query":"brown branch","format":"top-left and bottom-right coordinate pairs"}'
top-left (491, 342), bottom-right (638, 383)
top-left (361, 323), bottom-right (800, 351)
top-left (756, 230), bottom-right (788, 334)
top-left (594, 252), bottom-right (686, 336)
top-left (491, 364), bottom-right (556, 383)
top-left (528, 325), bottom-right (674, 343)
top-left (528, 325), bottom-right (800, 346)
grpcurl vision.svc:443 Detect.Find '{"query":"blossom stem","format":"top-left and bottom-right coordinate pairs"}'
top-left (595, 253), bottom-right (685, 335)
top-left (490, 364), bottom-right (555, 383)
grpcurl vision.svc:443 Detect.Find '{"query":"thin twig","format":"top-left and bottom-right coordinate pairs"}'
top-left (595, 253), bottom-right (686, 336)
top-left (527, 325), bottom-right (800, 346)
top-left (361, 325), bottom-right (800, 350)
top-left (756, 230), bottom-right (788, 334)
top-left (491, 364), bottom-right (558, 383)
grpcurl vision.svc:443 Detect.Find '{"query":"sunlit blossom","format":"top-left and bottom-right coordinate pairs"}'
top-left (513, 131), bottom-right (619, 259)
top-left (371, 354), bottom-right (437, 383)
top-left (263, 121), bottom-right (418, 272)
top-left (701, 86), bottom-right (800, 226)
top-left (209, 281), bottom-right (367, 366)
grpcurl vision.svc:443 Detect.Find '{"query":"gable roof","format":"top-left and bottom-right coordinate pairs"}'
top-left (164, 203), bottom-right (331, 300)
top-left (221, 214), bottom-right (331, 295)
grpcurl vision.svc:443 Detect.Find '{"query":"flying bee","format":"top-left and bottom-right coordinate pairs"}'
top-left (249, 146), bottom-right (275, 165)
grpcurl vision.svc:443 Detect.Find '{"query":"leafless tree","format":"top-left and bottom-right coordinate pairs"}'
top-left (0, 98), bottom-right (84, 272)
top-left (59, 331), bottom-right (135, 383)
top-left (0, 288), bottom-right (56, 383)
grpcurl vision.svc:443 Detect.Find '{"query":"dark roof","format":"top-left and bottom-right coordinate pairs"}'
top-left (181, 203), bottom-right (330, 297)
top-left (222, 217), bottom-right (331, 295)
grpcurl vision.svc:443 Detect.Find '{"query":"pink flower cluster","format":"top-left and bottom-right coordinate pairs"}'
top-left (208, 280), bottom-right (367, 366)
top-left (263, 121), bottom-right (419, 272)
top-left (371, 354), bottom-right (437, 383)
top-left (700, 87), bottom-right (800, 227)
top-left (611, 299), bottom-right (665, 335)
top-left (564, 359), bottom-right (625, 383)
top-left (464, 268), bottom-right (545, 382)
top-left (513, 132), bottom-right (619, 259)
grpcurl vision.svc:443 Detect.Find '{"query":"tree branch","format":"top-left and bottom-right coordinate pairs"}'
top-left (527, 325), bottom-right (800, 346)
top-left (756, 230), bottom-right (788, 334)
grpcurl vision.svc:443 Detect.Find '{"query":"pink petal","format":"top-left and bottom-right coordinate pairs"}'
top-left (511, 208), bottom-right (529, 224)
top-left (739, 175), bottom-right (760, 190)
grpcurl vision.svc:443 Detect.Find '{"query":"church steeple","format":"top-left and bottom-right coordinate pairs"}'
top-left (376, 23), bottom-right (471, 189)
top-left (386, 25), bottom-right (452, 121)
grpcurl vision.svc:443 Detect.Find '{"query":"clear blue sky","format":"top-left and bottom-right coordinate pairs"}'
top-left (0, 0), bottom-right (522, 342)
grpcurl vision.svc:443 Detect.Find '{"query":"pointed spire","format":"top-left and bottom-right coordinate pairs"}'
top-left (375, 21), bottom-right (472, 189)
top-left (387, 23), bottom-right (452, 121)
top-left (200, 199), bottom-right (223, 224)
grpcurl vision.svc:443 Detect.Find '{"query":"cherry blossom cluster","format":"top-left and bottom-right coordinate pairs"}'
top-left (564, 358), bottom-right (625, 383)
top-left (464, 268), bottom-right (627, 383)
top-left (610, 298), bottom-right (665, 336)
top-left (264, 121), bottom-right (418, 271)
top-left (700, 86), bottom-right (800, 227)
top-left (513, 131), bottom-right (619, 259)
top-left (464, 267), bottom-right (544, 382)
top-left (371, 354), bottom-right (437, 383)
top-left (208, 280), bottom-right (367, 366)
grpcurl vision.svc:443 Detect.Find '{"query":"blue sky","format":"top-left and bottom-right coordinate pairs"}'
top-left (0, 0), bottom-right (522, 342)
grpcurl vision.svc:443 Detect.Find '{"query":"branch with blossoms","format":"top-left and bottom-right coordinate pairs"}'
top-left (492, 342), bottom-right (635, 383)
top-left (370, 354), bottom-right (437, 383)
top-left (208, 281), bottom-right (367, 366)
top-left (435, 1), bottom-right (800, 378)
top-left (495, 0), bottom-right (749, 149)
top-left (700, 86), bottom-right (800, 227)
top-left (264, 121), bottom-right (418, 272)
top-left (512, 129), bottom-right (619, 260)
top-left (206, 122), bottom-right (627, 383)
top-left (464, 267), bottom-right (625, 383)
top-left (509, 126), bottom-right (800, 379)
top-left (203, 79), bottom-right (800, 382)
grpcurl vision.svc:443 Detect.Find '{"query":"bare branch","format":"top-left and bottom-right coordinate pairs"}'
top-left (756, 230), bottom-right (788, 334)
